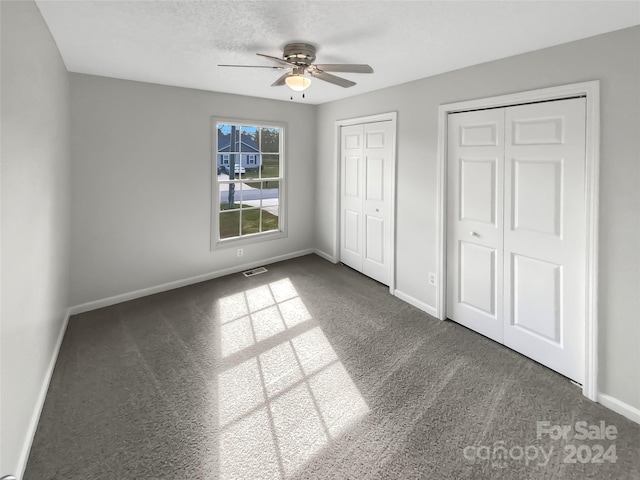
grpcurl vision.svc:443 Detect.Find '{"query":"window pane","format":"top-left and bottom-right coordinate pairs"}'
top-left (240, 126), bottom-right (258, 151)
top-left (261, 205), bottom-right (279, 233)
top-left (242, 156), bottom-right (260, 180)
top-left (218, 124), bottom-right (240, 153)
top-left (217, 124), bottom-right (230, 153)
top-left (220, 182), bottom-right (242, 210)
top-left (217, 160), bottom-right (228, 177)
top-left (219, 211), bottom-right (240, 239)
top-left (260, 127), bottom-right (279, 153)
top-left (261, 154), bottom-right (280, 180)
top-left (241, 208), bottom-right (261, 236)
top-left (260, 180), bottom-right (279, 230)
top-left (260, 180), bottom-right (279, 211)
top-left (219, 153), bottom-right (243, 179)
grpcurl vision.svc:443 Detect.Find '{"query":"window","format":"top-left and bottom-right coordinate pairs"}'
top-left (213, 119), bottom-right (285, 244)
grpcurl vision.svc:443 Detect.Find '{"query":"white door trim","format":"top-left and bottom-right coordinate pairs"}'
top-left (334, 112), bottom-right (398, 293)
top-left (435, 81), bottom-right (600, 401)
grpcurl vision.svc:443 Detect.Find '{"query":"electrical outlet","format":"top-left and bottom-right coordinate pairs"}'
top-left (428, 272), bottom-right (436, 286)
top-left (237, 248), bottom-right (243, 257)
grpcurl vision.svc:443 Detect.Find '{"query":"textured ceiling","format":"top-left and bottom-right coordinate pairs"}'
top-left (36, 0), bottom-right (640, 105)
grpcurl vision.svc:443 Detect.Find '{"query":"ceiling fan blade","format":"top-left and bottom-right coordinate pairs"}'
top-left (313, 64), bottom-right (374, 73)
top-left (311, 70), bottom-right (356, 88)
top-left (271, 73), bottom-right (290, 87)
top-left (218, 64), bottom-right (285, 69)
top-left (256, 53), bottom-right (298, 67)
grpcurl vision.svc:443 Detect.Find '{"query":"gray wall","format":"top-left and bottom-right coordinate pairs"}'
top-left (69, 74), bottom-right (316, 306)
top-left (316, 26), bottom-right (640, 410)
top-left (0, 1), bottom-right (71, 475)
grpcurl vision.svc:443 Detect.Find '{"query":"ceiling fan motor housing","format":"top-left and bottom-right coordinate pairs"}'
top-left (283, 43), bottom-right (316, 66)
top-left (218, 42), bottom-right (370, 90)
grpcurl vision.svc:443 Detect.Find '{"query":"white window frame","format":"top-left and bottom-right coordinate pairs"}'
top-left (211, 117), bottom-right (287, 248)
top-left (222, 154), bottom-right (229, 165)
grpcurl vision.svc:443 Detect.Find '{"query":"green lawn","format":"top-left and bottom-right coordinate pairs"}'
top-left (219, 203), bottom-right (279, 239)
top-left (243, 154), bottom-right (280, 189)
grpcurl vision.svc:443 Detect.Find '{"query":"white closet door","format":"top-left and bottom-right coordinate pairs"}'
top-left (447, 98), bottom-right (587, 383)
top-left (340, 124), bottom-right (364, 271)
top-left (503, 98), bottom-right (586, 383)
top-left (447, 109), bottom-right (506, 343)
top-left (340, 121), bottom-right (394, 286)
top-left (361, 121), bottom-right (393, 285)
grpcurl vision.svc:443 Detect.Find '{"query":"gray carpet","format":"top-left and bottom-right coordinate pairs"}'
top-left (25, 254), bottom-right (639, 479)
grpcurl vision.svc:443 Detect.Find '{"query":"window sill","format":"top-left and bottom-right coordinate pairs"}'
top-left (212, 229), bottom-right (287, 250)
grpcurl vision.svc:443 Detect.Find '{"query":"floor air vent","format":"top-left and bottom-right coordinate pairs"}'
top-left (242, 266), bottom-right (268, 277)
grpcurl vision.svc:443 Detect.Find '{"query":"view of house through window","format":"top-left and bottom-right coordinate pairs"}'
top-left (215, 121), bottom-right (283, 241)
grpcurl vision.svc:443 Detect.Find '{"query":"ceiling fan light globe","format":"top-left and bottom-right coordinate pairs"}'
top-left (285, 74), bottom-right (311, 92)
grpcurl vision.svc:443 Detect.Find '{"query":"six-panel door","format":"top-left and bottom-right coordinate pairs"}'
top-left (447, 98), bottom-right (586, 383)
top-left (340, 121), bottom-right (393, 286)
top-left (447, 108), bottom-right (505, 343)
top-left (503, 98), bottom-right (586, 383)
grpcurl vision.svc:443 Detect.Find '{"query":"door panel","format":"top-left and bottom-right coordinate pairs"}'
top-left (340, 125), bottom-right (363, 270)
top-left (459, 241), bottom-right (496, 315)
top-left (512, 159), bottom-right (563, 237)
top-left (344, 156), bottom-right (360, 197)
top-left (362, 122), bottom-right (393, 284)
top-left (512, 116), bottom-right (564, 145)
top-left (344, 131), bottom-right (361, 149)
top-left (511, 254), bottom-right (562, 343)
top-left (460, 159), bottom-right (497, 225)
top-left (366, 157), bottom-right (384, 201)
top-left (447, 109), bottom-right (505, 343)
top-left (344, 210), bottom-right (360, 254)
top-left (365, 216), bottom-right (384, 264)
top-left (461, 122), bottom-right (499, 146)
top-left (366, 130), bottom-right (386, 148)
top-left (503, 98), bottom-right (586, 382)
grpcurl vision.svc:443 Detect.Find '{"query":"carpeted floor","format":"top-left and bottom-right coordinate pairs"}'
top-left (25, 254), bottom-right (639, 479)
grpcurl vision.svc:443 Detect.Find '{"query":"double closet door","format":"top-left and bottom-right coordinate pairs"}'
top-left (446, 98), bottom-right (587, 383)
top-left (340, 121), bottom-right (394, 286)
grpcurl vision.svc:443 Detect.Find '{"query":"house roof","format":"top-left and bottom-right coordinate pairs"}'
top-left (217, 131), bottom-right (259, 153)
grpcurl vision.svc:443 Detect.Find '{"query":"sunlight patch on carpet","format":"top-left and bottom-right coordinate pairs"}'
top-left (217, 278), bottom-right (369, 479)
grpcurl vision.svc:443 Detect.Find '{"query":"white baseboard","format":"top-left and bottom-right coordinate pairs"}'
top-left (17, 307), bottom-right (70, 480)
top-left (393, 289), bottom-right (438, 318)
top-left (597, 393), bottom-right (640, 425)
top-left (313, 248), bottom-right (337, 263)
top-left (69, 249), bottom-right (316, 315)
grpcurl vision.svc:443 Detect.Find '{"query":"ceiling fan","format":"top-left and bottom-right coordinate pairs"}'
top-left (218, 43), bottom-right (373, 92)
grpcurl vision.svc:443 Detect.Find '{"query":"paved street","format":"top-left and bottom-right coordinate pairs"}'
top-left (218, 174), bottom-right (279, 216)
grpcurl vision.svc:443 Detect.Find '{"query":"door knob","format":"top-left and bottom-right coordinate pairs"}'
top-left (470, 231), bottom-right (479, 237)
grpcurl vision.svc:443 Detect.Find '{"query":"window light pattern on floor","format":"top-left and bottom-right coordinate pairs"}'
top-left (217, 278), bottom-right (369, 479)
